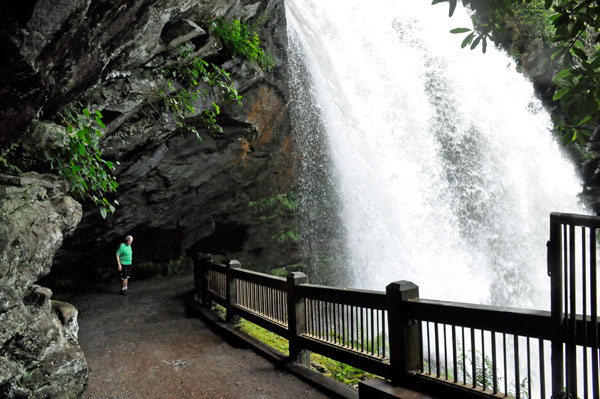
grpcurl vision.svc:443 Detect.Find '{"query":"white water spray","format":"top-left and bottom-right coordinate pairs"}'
top-left (286, 0), bottom-right (586, 308)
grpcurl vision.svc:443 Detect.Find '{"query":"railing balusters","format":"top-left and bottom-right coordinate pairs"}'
top-left (503, 333), bottom-right (507, 396)
top-left (564, 224), bottom-right (569, 317)
top-left (568, 224), bottom-right (577, 398)
top-left (361, 307), bottom-right (365, 353)
top-left (539, 339), bottom-right (545, 399)
top-left (462, 326), bottom-right (466, 384)
top-left (481, 329), bottom-right (486, 391)
top-left (583, 226), bottom-right (589, 399)
top-left (470, 327), bottom-right (476, 388)
top-left (271, 289), bottom-right (274, 319)
top-left (443, 324), bottom-right (448, 380)
top-left (515, 335), bottom-right (520, 399)
top-left (492, 331), bottom-right (497, 394)
top-left (427, 321), bottom-right (431, 375)
top-left (277, 288), bottom-right (281, 322)
top-left (374, 308), bottom-right (379, 356)
top-left (346, 304), bottom-right (351, 348)
top-left (193, 210), bottom-right (600, 399)
top-left (318, 300), bottom-right (322, 340)
top-left (592, 227), bottom-right (599, 399)
top-left (434, 322), bottom-right (440, 377)
top-left (307, 298), bottom-right (312, 335)
top-left (260, 285), bottom-right (264, 316)
top-left (526, 337), bottom-right (531, 399)
top-left (351, 305), bottom-right (355, 350)
top-left (246, 281), bottom-right (250, 309)
top-left (325, 301), bottom-right (329, 341)
top-left (382, 309), bottom-right (386, 358)
top-left (370, 307), bottom-right (375, 356)
top-left (313, 300), bottom-right (318, 338)
top-left (328, 301), bottom-right (332, 343)
top-left (341, 303), bottom-right (345, 346)
top-left (452, 325), bottom-right (458, 383)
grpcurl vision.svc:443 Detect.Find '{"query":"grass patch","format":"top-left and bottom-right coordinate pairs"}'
top-left (230, 312), bottom-right (375, 388)
top-left (237, 318), bottom-right (289, 355)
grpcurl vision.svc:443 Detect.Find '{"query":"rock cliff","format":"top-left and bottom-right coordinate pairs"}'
top-left (2, 0), bottom-right (299, 288)
top-left (0, 173), bottom-right (87, 398)
top-left (1, 0), bottom-right (296, 396)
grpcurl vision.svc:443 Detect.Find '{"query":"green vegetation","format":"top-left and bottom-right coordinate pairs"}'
top-left (0, 103), bottom-right (119, 219)
top-left (158, 44), bottom-right (242, 136)
top-left (437, 0), bottom-right (600, 145)
top-left (134, 256), bottom-right (191, 279)
top-left (272, 230), bottom-right (300, 244)
top-left (511, 1), bottom-right (556, 42)
top-left (212, 19), bottom-right (275, 71)
top-left (454, 347), bottom-right (529, 397)
top-left (52, 104), bottom-right (119, 218)
top-left (0, 144), bottom-right (21, 175)
top-left (248, 193), bottom-right (299, 213)
top-left (157, 18), bottom-right (274, 137)
top-left (0, 18), bottom-right (274, 218)
top-left (208, 303), bottom-right (375, 387)
top-left (236, 319), bottom-right (290, 354)
top-left (235, 316), bottom-right (375, 388)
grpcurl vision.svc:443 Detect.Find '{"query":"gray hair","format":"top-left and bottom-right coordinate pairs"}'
top-left (125, 235), bottom-right (133, 241)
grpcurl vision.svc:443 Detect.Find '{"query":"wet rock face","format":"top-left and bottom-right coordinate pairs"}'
top-left (1, 0), bottom-right (196, 145)
top-left (1, 0), bottom-right (297, 280)
top-left (0, 173), bottom-right (87, 398)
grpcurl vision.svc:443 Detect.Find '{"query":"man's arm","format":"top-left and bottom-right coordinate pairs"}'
top-left (116, 252), bottom-right (122, 271)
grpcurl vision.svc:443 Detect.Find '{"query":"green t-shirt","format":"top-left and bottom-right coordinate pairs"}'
top-left (116, 243), bottom-right (132, 265)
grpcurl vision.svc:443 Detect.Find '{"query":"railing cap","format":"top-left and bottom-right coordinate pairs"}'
top-left (386, 280), bottom-right (419, 296)
top-left (287, 271), bottom-right (308, 284)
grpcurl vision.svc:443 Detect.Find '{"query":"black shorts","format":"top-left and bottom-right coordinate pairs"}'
top-left (120, 264), bottom-right (132, 280)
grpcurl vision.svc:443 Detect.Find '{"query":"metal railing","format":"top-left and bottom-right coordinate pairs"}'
top-left (549, 212), bottom-right (600, 399)
top-left (404, 298), bottom-right (552, 399)
top-left (192, 212), bottom-right (600, 399)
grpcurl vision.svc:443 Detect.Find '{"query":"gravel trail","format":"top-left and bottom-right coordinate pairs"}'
top-left (72, 274), bottom-right (330, 399)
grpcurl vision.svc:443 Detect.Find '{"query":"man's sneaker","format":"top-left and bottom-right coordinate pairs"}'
top-left (119, 289), bottom-right (127, 296)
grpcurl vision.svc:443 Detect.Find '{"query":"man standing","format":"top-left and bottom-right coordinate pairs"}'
top-left (116, 235), bottom-right (133, 295)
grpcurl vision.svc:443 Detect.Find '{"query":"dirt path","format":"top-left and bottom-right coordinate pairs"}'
top-left (72, 274), bottom-right (331, 399)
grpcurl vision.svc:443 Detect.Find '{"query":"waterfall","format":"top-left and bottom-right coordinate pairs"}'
top-left (286, 0), bottom-right (586, 309)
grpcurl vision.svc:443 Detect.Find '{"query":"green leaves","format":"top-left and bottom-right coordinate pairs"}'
top-left (212, 19), bottom-right (275, 71)
top-left (449, 0), bottom-right (457, 17)
top-left (461, 32), bottom-right (475, 48)
top-left (0, 143), bottom-right (22, 174)
top-left (450, 28), bottom-right (471, 34)
top-left (55, 104), bottom-right (119, 218)
top-left (159, 51), bottom-right (242, 136)
top-left (157, 18), bottom-right (267, 139)
top-left (553, 87), bottom-right (569, 101)
top-left (438, 0), bottom-right (600, 146)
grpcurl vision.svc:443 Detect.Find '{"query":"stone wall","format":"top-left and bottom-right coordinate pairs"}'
top-left (0, 173), bottom-right (87, 398)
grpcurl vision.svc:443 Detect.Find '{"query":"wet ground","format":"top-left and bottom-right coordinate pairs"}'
top-left (72, 274), bottom-right (331, 399)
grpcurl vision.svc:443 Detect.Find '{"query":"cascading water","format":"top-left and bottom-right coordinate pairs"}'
top-left (286, 0), bottom-right (587, 309)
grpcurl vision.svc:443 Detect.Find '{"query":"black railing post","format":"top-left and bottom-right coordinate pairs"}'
top-left (200, 253), bottom-right (212, 305)
top-left (287, 272), bottom-right (310, 367)
top-left (548, 215), bottom-right (566, 399)
top-left (226, 260), bottom-right (241, 324)
top-left (193, 252), bottom-right (203, 296)
top-left (386, 280), bottom-right (421, 385)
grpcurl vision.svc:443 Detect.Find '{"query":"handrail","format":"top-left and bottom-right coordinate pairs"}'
top-left (232, 267), bottom-right (287, 290)
top-left (193, 211), bottom-right (600, 399)
top-left (404, 298), bottom-right (552, 340)
top-left (297, 284), bottom-right (386, 309)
